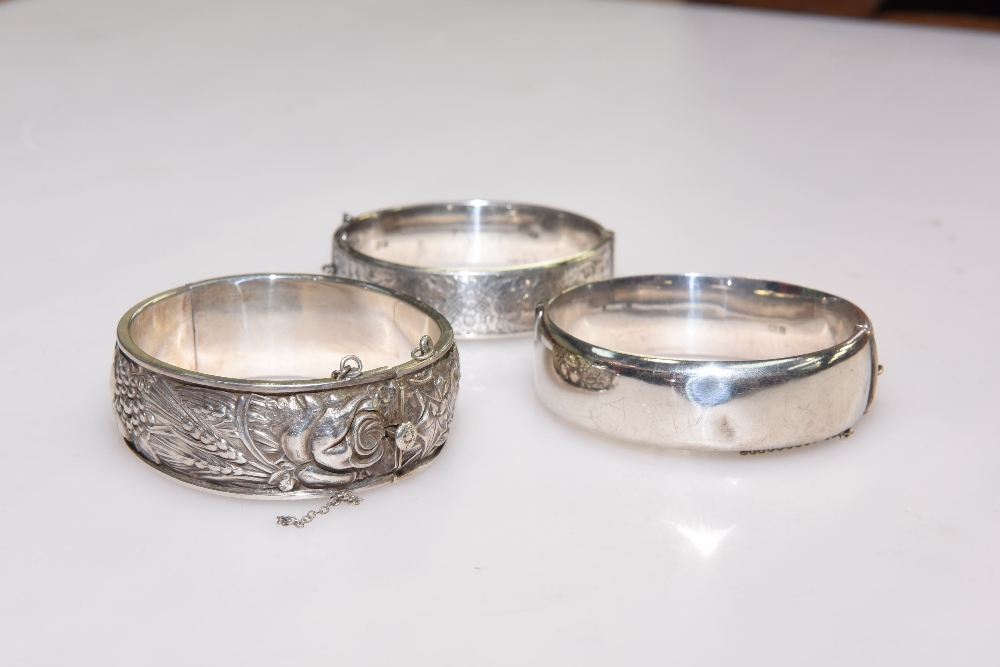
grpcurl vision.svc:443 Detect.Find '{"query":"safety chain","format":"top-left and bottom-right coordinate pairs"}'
top-left (277, 491), bottom-right (362, 528)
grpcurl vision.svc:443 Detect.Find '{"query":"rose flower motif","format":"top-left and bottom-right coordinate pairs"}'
top-left (394, 421), bottom-right (419, 452)
top-left (278, 394), bottom-right (392, 488)
top-left (347, 408), bottom-right (389, 465)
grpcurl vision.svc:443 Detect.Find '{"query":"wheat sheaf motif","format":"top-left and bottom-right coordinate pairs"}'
top-left (112, 346), bottom-right (459, 495)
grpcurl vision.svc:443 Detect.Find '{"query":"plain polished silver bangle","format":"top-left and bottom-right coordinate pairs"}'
top-left (329, 200), bottom-right (614, 337)
top-left (112, 274), bottom-right (460, 498)
top-left (534, 275), bottom-right (879, 453)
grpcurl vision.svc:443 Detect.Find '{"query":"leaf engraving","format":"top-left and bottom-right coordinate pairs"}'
top-left (332, 243), bottom-right (612, 336)
top-left (111, 345), bottom-right (460, 495)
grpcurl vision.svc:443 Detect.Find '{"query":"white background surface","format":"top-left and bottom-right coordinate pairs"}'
top-left (2, 0), bottom-right (999, 664)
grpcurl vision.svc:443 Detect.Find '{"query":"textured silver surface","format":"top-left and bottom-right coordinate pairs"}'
top-left (113, 345), bottom-right (459, 496)
top-left (113, 274), bottom-right (460, 497)
top-left (331, 201), bottom-right (614, 337)
top-left (535, 275), bottom-right (878, 452)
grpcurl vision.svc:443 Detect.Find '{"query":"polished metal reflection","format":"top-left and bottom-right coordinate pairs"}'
top-left (330, 200), bottom-right (614, 337)
top-left (113, 274), bottom-right (460, 497)
top-left (534, 275), bottom-right (879, 452)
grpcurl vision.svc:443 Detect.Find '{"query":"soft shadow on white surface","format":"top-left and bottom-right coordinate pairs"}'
top-left (1, 0), bottom-right (998, 664)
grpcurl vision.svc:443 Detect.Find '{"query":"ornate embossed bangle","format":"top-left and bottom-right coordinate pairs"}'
top-left (329, 200), bottom-right (614, 337)
top-left (534, 275), bottom-right (879, 452)
top-left (112, 274), bottom-right (460, 497)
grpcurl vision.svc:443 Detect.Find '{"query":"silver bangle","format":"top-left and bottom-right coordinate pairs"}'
top-left (329, 200), bottom-right (614, 337)
top-left (112, 274), bottom-right (460, 497)
top-left (534, 275), bottom-right (879, 453)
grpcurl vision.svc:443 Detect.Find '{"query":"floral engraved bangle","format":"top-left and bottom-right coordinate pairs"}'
top-left (329, 200), bottom-right (614, 338)
top-left (112, 274), bottom-right (460, 497)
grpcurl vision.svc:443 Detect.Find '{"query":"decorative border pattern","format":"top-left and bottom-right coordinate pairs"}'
top-left (112, 345), bottom-right (460, 496)
top-left (332, 243), bottom-right (613, 337)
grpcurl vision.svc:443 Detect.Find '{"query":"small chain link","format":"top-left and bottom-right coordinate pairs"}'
top-left (331, 355), bottom-right (363, 380)
top-left (411, 335), bottom-right (434, 360)
top-left (276, 491), bottom-right (362, 528)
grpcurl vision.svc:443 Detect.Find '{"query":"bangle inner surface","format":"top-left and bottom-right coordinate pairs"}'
top-left (343, 201), bottom-right (605, 270)
top-left (128, 277), bottom-right (440, 381)
top-left (549, 276), bottom-right (865, 362)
